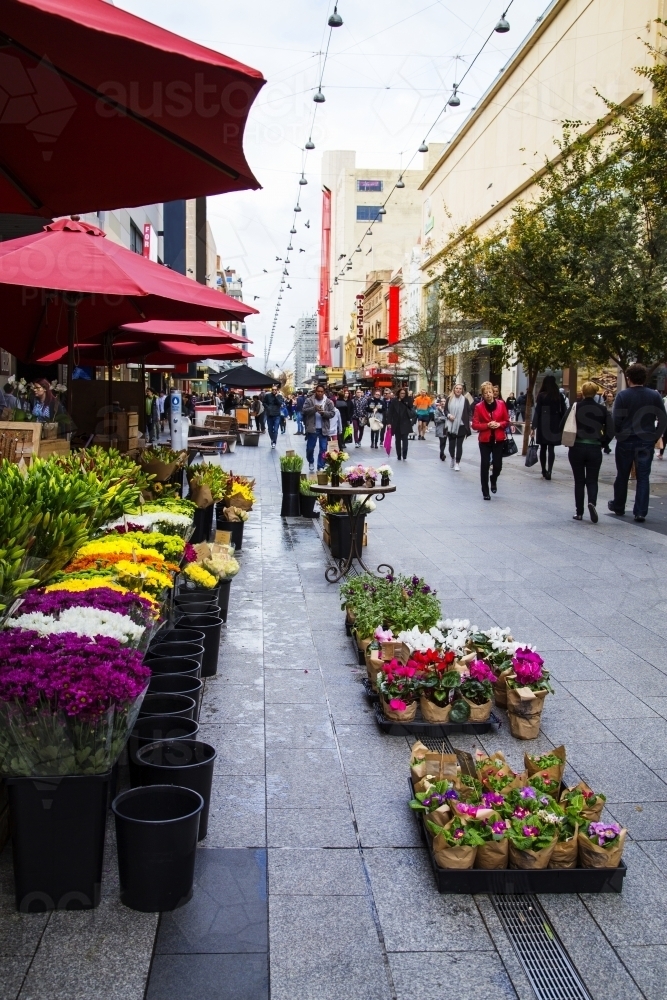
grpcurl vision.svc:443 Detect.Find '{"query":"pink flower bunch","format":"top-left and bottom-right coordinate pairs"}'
top-left (0, 631), bottom-right (150, 718)
top-left (453, 802), bottom-right (480, 817)
top-left (183, 542), bottom-right (197, 564)
top-left (512, 647), bottom-right (545, 686)
top-left (491, 819), bottom-right (509, 836)
top-left (482, 792), bottom-right (505, 808)
top-left (469, 660), bottom-right (495, 684)
top-left (522, 825), bottom-right (540, 838)
top-left (375, 626), bottom-right (394, 642)
top-left (388, 698), bottom-right (407, 712)
top-left (107, 523), bottom-right (149, 535)
top-left (513, 806), bottom-right (531, 819)
top-left (385, 658), bottom-right (417, 681)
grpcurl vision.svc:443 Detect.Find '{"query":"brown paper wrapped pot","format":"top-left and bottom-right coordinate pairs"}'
top-left (506, 687), bottom-right (548, 740)
top-left (578, 829), bottom-right (626, 869)
top-left (433, 835), bottom-right (476, 870)
top-left (475, 838), bottom-right (509, 870)
top-left (560, 782), bottom-right (605, 822)
top-left (525, 745), bottom-right (566, 783)
top-left (381, 697), bottom-right (417, 722)
top-left (419, 696), bottom-right (451, 723)
top-left (493, 669), bottom-right (511, 709)
top-left (549, 829), bottom-right (579, 869)
top-left (463, 697), bottom-right (492, 722)
top-left (509, 837), bottom-right (556, 870)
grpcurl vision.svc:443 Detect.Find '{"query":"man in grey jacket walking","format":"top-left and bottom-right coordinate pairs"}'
top-left (302, 385), bottom-right (335, 471)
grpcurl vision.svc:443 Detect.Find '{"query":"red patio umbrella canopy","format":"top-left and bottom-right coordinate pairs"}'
top-left (38, 339), bottom-right (252, 364)
top-left (0, 0), bottom-right (265, 215)
top-left (118, 320), bottom-right (251, 345)
top-left (0, 217), bottom-right (258, 362)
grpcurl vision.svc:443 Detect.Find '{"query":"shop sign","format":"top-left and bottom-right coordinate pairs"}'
top-left (356, 294), bottom-right (364, 359)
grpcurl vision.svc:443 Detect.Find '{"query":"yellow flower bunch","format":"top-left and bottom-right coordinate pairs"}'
top-left (76, 538), bottom-right (163, 561)
top-left (184, 563), bottom-right (217, 588)
top-left (45, 577), bottom-right (129, 594)
top-left (114, 560), bottom-right (173, 597)
top-left (229, 483), bottom-right (255, 503)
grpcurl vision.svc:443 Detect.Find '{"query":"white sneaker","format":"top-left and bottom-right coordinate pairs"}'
top-left (309, 463), bottom-right (315, 472)
top-left (450, 457), bottom-right (455, 468)
top-left (454, 463), bottom-right (460, 471)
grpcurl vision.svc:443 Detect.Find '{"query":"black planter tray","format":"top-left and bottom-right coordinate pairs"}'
top-left (362, 677), bottom-right (379, 702)
top-left (408, 781), bottom-right (626, 894)
top-left (374, 701), bottom-right (500, 736)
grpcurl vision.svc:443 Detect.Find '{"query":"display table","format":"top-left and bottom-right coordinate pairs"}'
top-left (316, 484), bottom-right (396, 583)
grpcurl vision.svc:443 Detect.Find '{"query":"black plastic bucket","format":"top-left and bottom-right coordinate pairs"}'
top-left (112, 785), bottom-right (203, 911)
top-left (175, 591), bottom-right (218, 610)
top-left (148, 674), bottom-right (203, 719)
top-left (217, 579), bottom-right (231, 623)
top-left (215, 518), bottom-right (244, 550)
top-left (280, 492), bottom-right (301, 517)
top-left (173, 601), bottom-right (212, 616)
top-left (135, 740), bottom-right (216, 840)
top-left (152, 628), bottom-right (205, 647)
top-left (190, 505), bottom-right (214, 544)
top-left (139, 693), bottom-right (196, 720)
top-left (144, 656), bottom-right (201, 679)
top-left (300, 492), bottom-right (317, 517)
top-left (128, 715), bottom-right (199, 787)
top-left (146, 642), bottom-right (204, 669)
top-left (181, 615), bottom-right (223, 678)
top-left (7, 773), bottom-right (110, 912)
top-left (281, 470), bottom-right (301, 494)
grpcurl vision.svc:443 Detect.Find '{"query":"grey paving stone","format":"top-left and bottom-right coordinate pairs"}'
top-left (347, 778), bottom-right (422, 848)
top-left (364, 848), bottom-right (493, 952)
top-left (539, 894), bottom-right (646, 1000)
top-left (196, 723), bottom-right (264, 775)
top-left (389, 951), bottom-right (517, 1000)
top-left (266, 749), bottom-right (348, 808)
top-left (269, 895), bottom-right (390, 1000)
top-left (606, 801), bottom-right (667, 840)
top-left (539, 689), bottom-right (618, 744)
top-left (582, 842), bottom-right (667, 946)
top-left (267, 808), bottom-right (357, 848)
top-left (198, 683), bottom-right (264, 724)
top-left (146, 954), bottom-right (268, 1000)
top-left (0, 957), bottom-right (30, 999)
top-left (541, 649), bottom-right (609, 683)
top-left (614, 946), bottom-right (667, 1000)
top-left (265, 670), bottom-right (327, 704)
top-left (268, 848), bottom-right (366, 895)
top-left (563, 680), bottom-right (658, 720)
top-left (603, 717), bottom-right (667, 771)
top-left (637, 840), bottom-right (667, 871)
top-left (201, 776), bottom-right (266, 849)
top-left (156, 848), bottom-right (266, 955)
top-left (566, 743), bottom-right (667, 802)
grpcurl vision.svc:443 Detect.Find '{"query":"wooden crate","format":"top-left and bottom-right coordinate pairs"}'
top-left (0, 421), bottom-right (41, 462)
top-left (39, 438), bottom-right (70, 458)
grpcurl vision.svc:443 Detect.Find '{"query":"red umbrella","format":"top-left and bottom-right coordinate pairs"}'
top-left (38, 340), bottom-right (252, 364)
top-left (117, 320), bottom-right (252, 345)
top-left (0, 0), bottom-right (265, 215)
top-left (0, 217), bottom-right (258, 371)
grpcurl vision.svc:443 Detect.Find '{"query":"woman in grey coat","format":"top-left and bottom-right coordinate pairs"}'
top-left (435, 384), bottom-right (471, 468)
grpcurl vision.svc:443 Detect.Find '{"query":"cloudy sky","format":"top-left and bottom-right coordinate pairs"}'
top-left (119, 0), bottom-right (547, 370)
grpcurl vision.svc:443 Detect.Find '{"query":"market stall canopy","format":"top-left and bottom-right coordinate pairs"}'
top-left (119, 320), bottom-right (252, 344)
top-left (0, 217), bottom-right (258, 362)
top-left (37, 340), bottom-right (252, 364)
top-left (0, 0), bottom-right (265, 216)
top-left (213, 365), bottom-right (274, 388)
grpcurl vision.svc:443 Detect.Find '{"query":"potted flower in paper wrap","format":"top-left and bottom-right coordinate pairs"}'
top-left (377, 658), bottom-right (419, 722)
top-left (411, 649), bottom-right (459, 723)
top-left (426, 816), bottom-right (485, 870)
top-left (457, 659), bottom-right (495, 723)
top-left (505, 648), bottom-right (552, 739)
top-left (578, 821), bottom-right (626, 869)
top-left (560, 782), bottom-right (606, 822)
top-left (0, 630), bottom-right (150, 777)
top-left (507, 791), bottom-right (559, 869)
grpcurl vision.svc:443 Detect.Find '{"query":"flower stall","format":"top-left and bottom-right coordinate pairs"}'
top-left (0, 448), bottom-right (248, 913)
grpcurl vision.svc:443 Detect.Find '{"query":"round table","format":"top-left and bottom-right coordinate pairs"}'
top-left (316, 483), bottom-right (396, 583)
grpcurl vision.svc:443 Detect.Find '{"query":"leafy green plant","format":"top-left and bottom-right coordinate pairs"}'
top-left (187, 464), bottom-right (228, 502)
top-left (280, 454), bottom-right (303, 473)
top-left (299, 479), bottom-right (316, 495)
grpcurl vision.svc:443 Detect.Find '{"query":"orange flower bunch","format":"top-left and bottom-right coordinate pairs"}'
top-left (65, 551), bottom-right (166, 575)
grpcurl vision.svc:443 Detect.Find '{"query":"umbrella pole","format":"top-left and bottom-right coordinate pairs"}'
top-left (107, 361), bottom-right (113, 412)
top-left (66, 301), bottom-right (77, 415)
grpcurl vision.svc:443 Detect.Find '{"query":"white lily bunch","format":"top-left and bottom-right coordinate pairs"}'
top-left (9, 607), bottom-right (145, 646)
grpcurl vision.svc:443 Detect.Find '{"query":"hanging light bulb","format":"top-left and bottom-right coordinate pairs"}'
top-left (294, 205), bottom-right (301, 212)
top-left (355, 247), bottom-right (362, 253)
top-left (287, 244), bottom-right (293, 251)
top-left (448, 87), bottom-right (460, 107)
top-left (305, 139), bottom-right (315, 150)
top-left (334, 277), bottom-right (338, 285)
top-left (378, 206), bottom-right (386, 215)
top-left (396, 176), bottom-right (405, 188)
top-left (313, 89), bottom-right (325, 103)
top-left (328, 5), bottom-right (343, 27)
top-left (299, 174), bottom-right (307, 186)
top-left (495, 12), bottom-right (510, 32)
top-left (290, 227), bottom-right (297, 234)
top-left (366, 229), bottom-right (373, 236)
top-left (418, 142), bottom-right (428, 153)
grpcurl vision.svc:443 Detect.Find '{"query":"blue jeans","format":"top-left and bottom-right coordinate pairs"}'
top-left (306, 431), bottom-right (328, 468)
top-left (295, 411), bottom-right (304, 433)
top-left (266, 414), bottom-right (281, 444)
top-left (613, 435), bottom-right (654, 517)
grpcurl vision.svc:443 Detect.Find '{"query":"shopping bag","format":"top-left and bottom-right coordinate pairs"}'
top-left (503, 430), bottom-right (518, 457)
top-left (561, 403), bottom-right (578, 447)
top-left (344, 424), bottom-right (353, 442)
top-left (383, 427), bottom-right (393, 455)
top-left (525, 435), bottom-right (538, 467)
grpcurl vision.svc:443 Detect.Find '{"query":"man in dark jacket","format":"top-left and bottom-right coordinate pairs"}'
top-left (263, 384), bottom-right (284, 448)
top-left (302, 385), bottom-right (336, 471)
top-left (608, 363), bottom-right (667, 522)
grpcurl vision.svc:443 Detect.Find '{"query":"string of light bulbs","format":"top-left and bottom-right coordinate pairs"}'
top-left (332, 1), bottom-right (515, 283)
top-left (264, 3), bottom-right (343, 369)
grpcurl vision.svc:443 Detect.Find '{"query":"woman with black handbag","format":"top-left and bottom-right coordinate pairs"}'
top-left (533, 375), bottom-right (567, 480)
top-left (388, 388), bottom-right (415, 461)
top-left (560, 381), bottom-right (614, 522)
top-left (472, 381), bottom-right (510, 499)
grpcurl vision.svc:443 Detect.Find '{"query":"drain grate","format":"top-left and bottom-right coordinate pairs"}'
top-left (491, 894), bottom-right (592, 1000)
top-left (418, 735), bottom-right (455, 753)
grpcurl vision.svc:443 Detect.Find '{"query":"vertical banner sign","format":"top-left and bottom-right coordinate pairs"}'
top-left (318, 188), bottom-right (332, 366)
top-left (388, 284), bottom-right (400, 364)
top-left (356, 294), bottom-right (364, 359)
top-left (143, 223), bottom-right (157, 262)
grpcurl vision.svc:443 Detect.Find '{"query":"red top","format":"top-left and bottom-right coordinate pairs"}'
top-left (472, 399), bottom-right (510, 444)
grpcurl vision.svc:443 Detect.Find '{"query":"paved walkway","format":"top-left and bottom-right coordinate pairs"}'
top-left (2, 421), bottom-right (667, 999)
